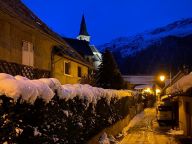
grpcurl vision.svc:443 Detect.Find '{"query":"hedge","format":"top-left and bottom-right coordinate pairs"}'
top-left (0, 94), bottom-right (135, 144)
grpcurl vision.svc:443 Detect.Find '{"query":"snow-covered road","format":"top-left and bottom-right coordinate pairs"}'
top-left (119, 108), bottom-right (179, 144)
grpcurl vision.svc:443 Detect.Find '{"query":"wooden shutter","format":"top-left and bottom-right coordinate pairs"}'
top-left (22, 41), bottom-right (34, 66)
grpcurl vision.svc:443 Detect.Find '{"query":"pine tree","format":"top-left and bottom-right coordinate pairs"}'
top-left (96, 49), bottom-right (124, 89)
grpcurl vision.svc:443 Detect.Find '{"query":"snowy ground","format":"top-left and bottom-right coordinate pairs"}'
top-left (119, 108), bottom-right (180, 144)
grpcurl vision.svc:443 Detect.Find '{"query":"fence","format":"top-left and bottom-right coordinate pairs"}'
top-left (0, 60), bottom-right (50, 79)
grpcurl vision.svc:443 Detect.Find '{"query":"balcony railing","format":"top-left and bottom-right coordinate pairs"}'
top-left (0, 60), bottom-right (50, 79)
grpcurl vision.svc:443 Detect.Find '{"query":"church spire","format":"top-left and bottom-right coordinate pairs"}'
top-left (77, 15), bottom-right (91, 42)
top-left (79, 15), bottom-right (89, 36)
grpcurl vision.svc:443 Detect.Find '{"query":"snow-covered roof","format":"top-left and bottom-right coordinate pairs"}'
top-left (90, 45), bottom-right (101, 53)
top-left (166, 73), bottom-right (192, 95)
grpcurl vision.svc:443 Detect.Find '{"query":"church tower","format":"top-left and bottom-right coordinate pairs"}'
top-left (77, 15), bottom-right (90, 42)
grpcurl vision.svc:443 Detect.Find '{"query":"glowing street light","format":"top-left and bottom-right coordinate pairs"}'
top-left (159, 75), bottom-right (165, 82)
top-left (156, 89), bottom-right (161, 94)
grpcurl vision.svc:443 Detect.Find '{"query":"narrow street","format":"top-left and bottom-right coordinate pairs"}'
top-left (119, 108), bottom-right (179, 144)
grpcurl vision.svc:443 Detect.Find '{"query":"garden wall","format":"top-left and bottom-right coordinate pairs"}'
top-left (87, 103), bottom-right (144, 144)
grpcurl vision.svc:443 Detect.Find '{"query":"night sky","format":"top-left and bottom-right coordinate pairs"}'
top-left (22, 0), bottom-right (192, 45)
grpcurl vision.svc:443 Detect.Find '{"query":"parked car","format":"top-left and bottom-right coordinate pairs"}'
top-left (156, 102), bottom-right (173, 126)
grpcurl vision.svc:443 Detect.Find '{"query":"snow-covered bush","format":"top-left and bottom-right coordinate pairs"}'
top-left (0, 73), bottom-right (134, 104)
top-left (0, 95), bottom-right (134, 143)
top-left (0, 73), bottom-right (139, 143)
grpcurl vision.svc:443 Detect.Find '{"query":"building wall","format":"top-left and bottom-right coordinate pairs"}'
top-left (0, 10), bottom-right (89, 84)
top-left (0, 12), bottom-right (54, 70)
top-left (52, 55), bottom-right (88, 84)
top-left (179, 96), bottom-right (192, 136)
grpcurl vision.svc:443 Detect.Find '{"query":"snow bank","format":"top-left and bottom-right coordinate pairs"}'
top-left (166, 73), bottom-right (192, 94)
top-left (0, 73), bottom-right (134, 104)
top-left (99, 133), bottom-right (110, 144)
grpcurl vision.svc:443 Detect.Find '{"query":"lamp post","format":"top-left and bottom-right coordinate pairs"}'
top-left (159, 74), bottom-right (166, 89)
top-left (155, 74), bottom-right (166, 102)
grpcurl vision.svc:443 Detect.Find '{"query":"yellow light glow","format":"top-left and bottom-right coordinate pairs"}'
top-left (156, 89), bottom-right (161, 94)
top-left (144, 88), bottom-right (151, 93)
top-left (159, 75), bottom-right (165, 82)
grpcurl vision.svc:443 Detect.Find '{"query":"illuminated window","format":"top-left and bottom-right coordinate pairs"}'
top-left (78, 66), bottom-right (82, 77)
top-left (64, 61), bottom-right (71, 75)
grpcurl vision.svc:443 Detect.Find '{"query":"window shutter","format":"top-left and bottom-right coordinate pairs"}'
top-left (22, 41), bottom-right (34, 66)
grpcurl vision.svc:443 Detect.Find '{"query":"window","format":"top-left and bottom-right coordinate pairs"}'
top-left (64, 61), bottom-right (71, 75)
top-left (22, 41), bottom-right (34, 66)
top-left (78, 66), bottom-right (82, 77)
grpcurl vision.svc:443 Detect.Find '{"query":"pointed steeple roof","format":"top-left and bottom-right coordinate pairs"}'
top-left (79, 15), bottom-right (89, 36)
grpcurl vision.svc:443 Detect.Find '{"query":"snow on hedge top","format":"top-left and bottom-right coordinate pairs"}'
top-left (166, 73), bottom-right (192, 94)
top-left (0, 73), bottom-right (54, 103)
top-left (0, 73), bottom-right (134, 104)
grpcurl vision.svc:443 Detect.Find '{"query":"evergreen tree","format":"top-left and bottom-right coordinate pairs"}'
top-left (80, 71), bottom-right (97, 86)
top-left (96, 49), bottom-right (124, 89)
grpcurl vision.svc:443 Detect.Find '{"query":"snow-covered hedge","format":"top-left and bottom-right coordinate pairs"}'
top-left (0, 73), bottom-right (134, 104)
top-left (0, 73), bottom-right (138, 143)
top-left (0, 94), bottom-right (134, 143)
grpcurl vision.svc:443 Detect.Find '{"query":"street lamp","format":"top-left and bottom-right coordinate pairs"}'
top-left (159, 75), bottom-right (165, 82)
top-left (157, 74), bottom-right (166, 97)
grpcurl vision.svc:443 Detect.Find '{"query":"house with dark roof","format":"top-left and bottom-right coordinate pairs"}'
top-left (0, 0), bottom-right (92, 84)
top-left (63, 15), bottom-right (102, 70)
top-left (63, 38), bottom-right (93, 59)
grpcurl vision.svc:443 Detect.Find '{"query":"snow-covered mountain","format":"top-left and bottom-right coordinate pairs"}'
top-left (98, 18), bottom-right (192, 57)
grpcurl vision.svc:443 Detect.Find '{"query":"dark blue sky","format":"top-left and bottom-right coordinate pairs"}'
top-left (22, 0), bottom-right (192, 45)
